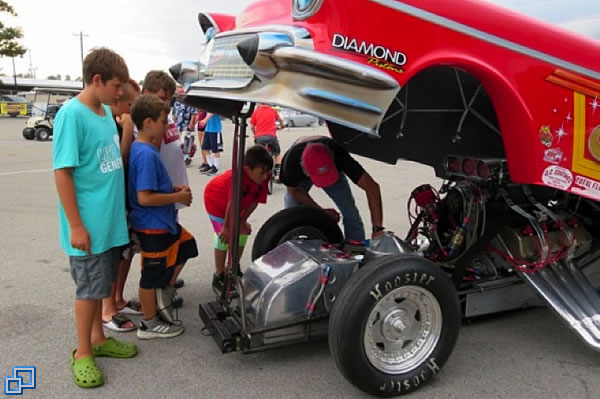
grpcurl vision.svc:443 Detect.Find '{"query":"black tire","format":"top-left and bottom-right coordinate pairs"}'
top-left (36, 127), bottom-right (51, 141)
top-left (329, 255), bottom-right (460, 396)
top-left (22, 129), bottom-right (35, 140)
top-left (251, 206), bottom-right (343, 260)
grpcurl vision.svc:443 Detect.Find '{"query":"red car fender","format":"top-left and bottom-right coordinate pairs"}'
top-left (400, 50), bottom-right (535, 183)
top-left (199, 12), bottom-right (236, 34)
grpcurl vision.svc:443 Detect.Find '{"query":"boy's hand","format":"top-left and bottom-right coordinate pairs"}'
top-left (173, 184), bottom-right (191, 192)
top-left (372, 230), bottom-right (385, 239)
top-left (116, 113), bottom-right (134, 130)
top-left (323, 208), bottom-right (341, 223)
top-left (241, 221), bottom-right (252, 235)
top-left (177, 190), bottom-right (193, 206)
top-left (71, 225), bottom-right (91, 255)
top-left (219, 226), bottom-right (229, 244)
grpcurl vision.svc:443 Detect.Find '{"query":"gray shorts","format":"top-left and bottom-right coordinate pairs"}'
top-left (69, 247), bottom-right (120, 300)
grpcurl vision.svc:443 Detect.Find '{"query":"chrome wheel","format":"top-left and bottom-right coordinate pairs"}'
top-left (278, 226), bottom-right (328, 244)
top-left (364, 285), bottom-right (442, 374)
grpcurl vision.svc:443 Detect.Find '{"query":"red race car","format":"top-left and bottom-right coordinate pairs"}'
top-left (172, 0), bottom-right (600, 396)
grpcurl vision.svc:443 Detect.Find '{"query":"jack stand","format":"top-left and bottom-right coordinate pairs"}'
top-left (200, 103), bottom-right (256, 345)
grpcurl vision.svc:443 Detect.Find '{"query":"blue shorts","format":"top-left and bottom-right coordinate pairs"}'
top-left (201, 132), bottom-right (224, 153)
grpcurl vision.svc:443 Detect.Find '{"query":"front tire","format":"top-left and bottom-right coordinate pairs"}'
top-left (251, 206), bottom-right (343, 260)
top-left (329, 255), bottom-right (460, 396)
top-left (36, 127), bottom-right (51, 141)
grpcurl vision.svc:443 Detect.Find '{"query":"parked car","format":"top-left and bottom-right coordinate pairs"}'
top-left (279, 108), bottom-right (318, 127)
top-left (171, 0), bottom-right (600, 396)
top-left (0, 95), bottom-right (29, 117)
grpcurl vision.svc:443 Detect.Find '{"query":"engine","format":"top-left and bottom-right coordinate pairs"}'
top-left (405, 156), bottom-right (595, 285)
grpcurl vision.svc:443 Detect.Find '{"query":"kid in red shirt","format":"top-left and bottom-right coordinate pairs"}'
top-left (204, 145), bottom-right (273, 296)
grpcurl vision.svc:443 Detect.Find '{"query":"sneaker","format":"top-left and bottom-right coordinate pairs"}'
top-left (207, 166), bottom-right (218, 176)
top-left (137, 316), bottom-right (184, 340)
top-left (156, 285), bottom-right (176, 323)
top-left (198, 163), bottom-right (210, 173)
top-left (212, 273), bottom-right (240, 298)
top-left (212, 273), bottom-right (225, 298)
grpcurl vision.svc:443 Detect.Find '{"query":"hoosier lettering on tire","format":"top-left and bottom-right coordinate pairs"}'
top-left (328, 255), bottom-right (460, 396)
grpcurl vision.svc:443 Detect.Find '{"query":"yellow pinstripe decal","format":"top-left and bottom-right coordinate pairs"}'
top-left (572, 92), bottom-right (600, 179)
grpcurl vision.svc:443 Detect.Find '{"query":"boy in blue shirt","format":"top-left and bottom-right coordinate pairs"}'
top-left (199, 112), bottom-right (223, 176)
top-left (53, 47), bottom-right (136, 389)
top-left (128, 94), bottom-right (198, 339)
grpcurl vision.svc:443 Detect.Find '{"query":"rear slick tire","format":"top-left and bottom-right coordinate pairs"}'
top-left (328, 255), bottom-right (460, 396)
top-left (251, 206), bottom-right (343, 260)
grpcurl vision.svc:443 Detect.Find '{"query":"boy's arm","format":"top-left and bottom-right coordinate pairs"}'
top-left (276, 112), bottom-right (285, 129)
top-left (188, 113), bottom-right (198, 131)
top-left (117, 113), bottom-right (135, 164)
top-left (241, 202), bottom-right (258, 221)
top-left (219, 200), bottom-right (233, 244)
top-left (54, 168), bottom-right (91, 254)
top-left (201, 112), bottom-right (213, 125)
top-left (138, 190), bottom-right (192, 207)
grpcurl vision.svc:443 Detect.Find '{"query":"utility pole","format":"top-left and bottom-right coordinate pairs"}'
top-left (73, 31), bottom-right (89, 75)
top-left (28, 49), bottom-right (36, 79)
top-left (11, 56), bottom-right (17, 94)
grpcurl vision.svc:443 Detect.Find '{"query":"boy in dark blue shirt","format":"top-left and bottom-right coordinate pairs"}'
top-left (128, 94), bottom-right (198, 339)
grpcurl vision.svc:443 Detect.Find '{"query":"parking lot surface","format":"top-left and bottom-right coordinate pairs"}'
top-left (0, 117), bottom-right (598, 398)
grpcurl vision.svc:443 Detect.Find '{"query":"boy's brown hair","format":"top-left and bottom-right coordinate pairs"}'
top-left (142, 70), bottom-right (176, 97)
top-left (131, 94), bottom-right (171, 130)
top-left (245, 145), bottom-right (274, 172)
top-left (82, 47), bottom-right (129, 85)
top-left (119, 80), bottom-right (141, 102)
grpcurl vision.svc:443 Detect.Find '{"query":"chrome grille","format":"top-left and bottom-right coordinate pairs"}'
top-left (205, 35), bottom-right (254, 83)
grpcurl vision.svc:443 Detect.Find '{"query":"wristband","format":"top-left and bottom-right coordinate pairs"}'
top-left (372, 225), bottom-right (385, 233)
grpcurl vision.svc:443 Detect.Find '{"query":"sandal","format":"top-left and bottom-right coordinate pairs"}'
top-left (117, 299), bottom-right (143, 315)
top-left (71, 350), bottom-right (104, 388)
top-left (103, 314), bottom-right (136, 332)
top-left (93, 337), bottom-right (137, 358)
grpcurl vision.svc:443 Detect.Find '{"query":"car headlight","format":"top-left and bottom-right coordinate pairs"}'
top-left (292, 0), bottom-right (324, 20)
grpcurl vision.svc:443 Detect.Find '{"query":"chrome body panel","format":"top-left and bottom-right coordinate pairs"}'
top-left (519, 259), bottom-right (600, 350)
top-left (184, 29), bottom-right (400, 135)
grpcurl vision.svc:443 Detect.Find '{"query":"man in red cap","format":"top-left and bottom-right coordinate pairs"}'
top-left (279, 136), bottom-right (384, 241)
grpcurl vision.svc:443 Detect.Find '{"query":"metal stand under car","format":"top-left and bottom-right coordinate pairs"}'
top-left (198, 103), bottom-right (333, 353)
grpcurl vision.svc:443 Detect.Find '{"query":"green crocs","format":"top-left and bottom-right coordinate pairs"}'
top-left (71, 350), bottom-right (104, 388)
top-left (92, 337), bottom-right (137, 358)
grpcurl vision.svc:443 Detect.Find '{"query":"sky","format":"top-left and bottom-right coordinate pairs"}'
top-left (0, 0), bottom-right (250, 81)
top-left (0, 0), bottom-right (598, 82)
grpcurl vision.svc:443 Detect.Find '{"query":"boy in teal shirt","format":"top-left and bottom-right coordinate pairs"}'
top-left (53, 47), bottom-right (136, 389)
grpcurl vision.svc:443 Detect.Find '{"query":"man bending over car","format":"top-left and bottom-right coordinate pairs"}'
top-left (279, 135), bottom-right (384, 241)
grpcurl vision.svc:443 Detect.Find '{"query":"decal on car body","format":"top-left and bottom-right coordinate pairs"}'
top-left (331, 33), bottom-right (406, 73)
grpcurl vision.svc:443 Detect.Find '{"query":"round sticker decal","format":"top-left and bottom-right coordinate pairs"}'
top-left (542, 165), bottom-right (573, 190)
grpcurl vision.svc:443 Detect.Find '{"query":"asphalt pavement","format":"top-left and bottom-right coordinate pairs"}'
top-left (0, 117), bottom-right (598, 398)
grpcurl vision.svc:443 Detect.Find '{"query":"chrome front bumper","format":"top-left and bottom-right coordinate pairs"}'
top-left (175, 26), bottom-right (400, 135)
